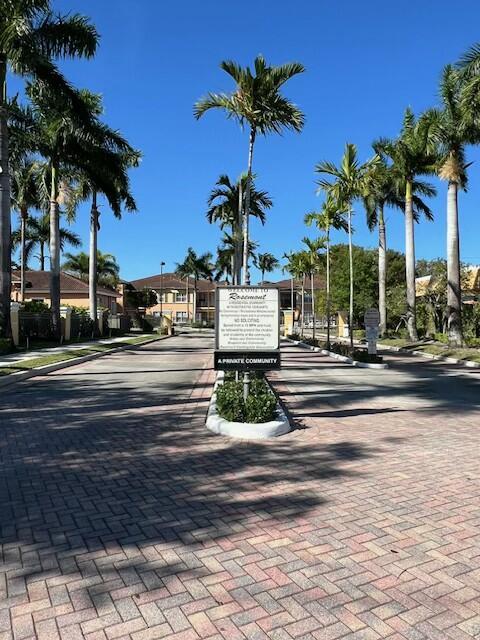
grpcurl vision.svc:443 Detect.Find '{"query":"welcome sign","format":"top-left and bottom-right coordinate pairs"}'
top-left (215, 286), bottom-right (280, 370)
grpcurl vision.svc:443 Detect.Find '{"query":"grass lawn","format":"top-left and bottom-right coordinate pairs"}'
top-left (0, 334), bottom-right (161, 377)
top-left (379, 337), bottom-right (480, 363)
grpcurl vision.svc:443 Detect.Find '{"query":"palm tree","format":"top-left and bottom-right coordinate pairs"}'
top-left (316, 143), bottom-right (375, 351)
top-left (257, 252), bottom-right (279, 283)
top-left (422, 66), bottom-right (475, 347)
top-left (214, 248), bottom-right (232, 284)
top-left (362, 158), bottom-right (434, 336)
top-left (176, 248), bottom-right (213, 323)
top-left (282, 252), bottom-right (298, 331)
top-left (286, 251), bottom-right (310, 337)
top-left (69, 94), bottom-right (139, 326)
top-left (206, 173), bottom-right (272, 284)
top-left (195, 56), bottom-right (305, 284)
top-left (63, 250), bottom-right (120, 286)
top-left (301, 238), bottom-right (325, 341)
top-left (12, 212), bottom-right (81, 270)
top-left (375, 109), bottom-right (438, 341)
top-left (25, 82), bottom-right (133, 338)
top-left (10, 158), bottom-right (41, 300)
top-left (305, 196), bottom-right (348, 348)
top-left (0, 0), bottom-right (98, 338)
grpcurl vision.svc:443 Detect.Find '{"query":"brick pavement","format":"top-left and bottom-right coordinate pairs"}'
top-left (1, 334), bottom-right (480, 639)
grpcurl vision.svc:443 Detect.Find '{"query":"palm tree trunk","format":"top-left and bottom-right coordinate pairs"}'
top-left (301, 275), bottom-right (305, 337)
top-left (348, 207), bottom-right (354, 352)
top-left (378, 204), bottom-right (387, 337)
top-left (49, 163), bottom-right (61, 340)
top-left (89, 191), bottom-right (98, 329)
top-left (0, 56), bottom-right (12, 339)
top-left (326, 231), bottom-right (331, 350)
top-left (447, 180), bottom-right (463, 346)
top-left (405, 180), bottom-right (418, 341)
top-left (193, 277), bottom-right (197, 323)
top-left (40, 242), bottom-right (45, 270)
top-left (235, 180), bottom-right (243, 285)
top-left (261, 269), bottom-right (265, 283)
top-left (186, 277), bottom-right (190, 323)
top-left (290, 276), bottom-right (294, 332)
top-left (20, 209), bottom-right (27, 302)
top-left (311, 272), bottom-right (316, 341)
top-left (242, 128), bottom-right (256, 285)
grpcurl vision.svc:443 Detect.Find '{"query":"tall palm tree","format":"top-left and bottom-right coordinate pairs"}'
top-left (362, 158), bottom-right (434, 336)
top-left (214, 248), bottom-right (232, 284)
top-left (25, 83), bottom-right (132, 338)
top-left (375, 109), bottom-right (438, 341)
top-left (69, 94), bottom-right (139, 326)
top-left (305, 196), bottom-right (348, 348)
top-left (206, 173), bottom-right (272, 284)
top-left (63, 250), bottom-right (120, 286)
top-left (301, 237), bottom-right (325, 341)
top-left (422, 66), bottom-right (475, 347)
top-left (285, 251), bottom-right (310, 337)
top-left (10, 158), bottom-right (41, 300)
top-left (0, 0), bottom-right (98, 338)
top-left (195, 56), bottom-right (305, 284)
top-left (316, 143), bottom-right (375, 351)
top-left (257, 252), bottom-right (279, 283)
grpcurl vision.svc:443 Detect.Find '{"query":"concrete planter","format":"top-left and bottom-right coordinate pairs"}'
top-left (284, 337), bottom-right (389, 369)
top-left (206, 372), bottom-right (290, 440)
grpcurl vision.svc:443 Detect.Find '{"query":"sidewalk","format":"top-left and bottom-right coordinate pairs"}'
top-left (0, 333), bottom-right (154, 367)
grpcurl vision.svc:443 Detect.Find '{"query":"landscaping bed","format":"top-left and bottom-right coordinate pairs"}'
top-left (287, 333), bottom-right (386, 367)
top-left (378, 337), bottom-right (480, 365)
top-left (206, 371), bottom-right (290, 439)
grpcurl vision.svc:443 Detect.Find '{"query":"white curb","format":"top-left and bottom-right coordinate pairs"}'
top-left (377, 342), bottom-right (480, 369)
top-left (0, 335), bottom-right (167, 388)
top-left (206, 371), bottom-right (291, 439)
top-left (283, 338), bottom-right (389, 369)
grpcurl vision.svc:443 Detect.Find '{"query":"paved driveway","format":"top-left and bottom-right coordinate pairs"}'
top-left (1, 334), bottom-right (480, 640)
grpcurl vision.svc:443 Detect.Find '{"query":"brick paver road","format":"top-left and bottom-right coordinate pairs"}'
top-left (1, 333), bottom-right (480, 640)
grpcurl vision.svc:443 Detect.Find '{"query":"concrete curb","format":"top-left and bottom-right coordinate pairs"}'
top-left (377, 342), bottom-right (480, 369)
top-left (283, 337), bottom-right (389, 370)
top-left (0, 335), bottom-right (167, 388)
top-left (206, 371), bottom-right (291, 439)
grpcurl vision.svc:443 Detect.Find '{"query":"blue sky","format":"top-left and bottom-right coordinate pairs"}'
top-left (10, 0), bottom-right (480, 281)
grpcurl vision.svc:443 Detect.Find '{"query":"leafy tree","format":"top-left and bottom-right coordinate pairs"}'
top-left (375, 109), bottom-right (437, 341)
top-left (257, 252), bottom-right (279, 283)
top-left (0, 0), bottom-right (98, 338)
top-left (195, 55), bottom-right (304, 284)
top-left (62, 250), bottom-right (120, 286)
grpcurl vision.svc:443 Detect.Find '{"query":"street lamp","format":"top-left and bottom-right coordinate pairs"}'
top-left (160, 261), bottom-right (166, 318)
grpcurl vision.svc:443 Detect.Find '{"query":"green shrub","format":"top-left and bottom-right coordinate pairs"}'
top-left (216, 377), bottom-right (277, 424)
top-left (465, 337), bottom-right (480, 348)
top-left (434, 333), bottom-right (448, 344)
top-left (22, 300), bottom-right (50, 313)
top-left (0, 338), bottom-right (12, 355)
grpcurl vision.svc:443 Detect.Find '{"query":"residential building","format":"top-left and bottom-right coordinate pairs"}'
top-left (11, 270), bottom-right (122, 312)
top-left (128, 273), bottom-right (217, 324)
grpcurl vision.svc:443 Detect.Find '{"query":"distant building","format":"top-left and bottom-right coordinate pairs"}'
top-left (11, 270), bottom-right (121, 312)
top-left (129, 273), bottom-right (218, 324)
top-left (415, 266), bottom-right (480, 303)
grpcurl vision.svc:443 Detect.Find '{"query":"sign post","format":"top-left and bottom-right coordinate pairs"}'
top-left (364, 308), bottom-right (380, 355)
top-left (215, 286), bottom-right (281, 376)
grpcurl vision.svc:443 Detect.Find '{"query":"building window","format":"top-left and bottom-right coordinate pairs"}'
top-left (175, 292), bottom-right (187, 303)
top-left (176, 311), bottom-right (187, 323)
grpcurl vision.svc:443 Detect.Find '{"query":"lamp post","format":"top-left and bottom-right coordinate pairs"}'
top-left (160, 261), bottom-right (166, 318)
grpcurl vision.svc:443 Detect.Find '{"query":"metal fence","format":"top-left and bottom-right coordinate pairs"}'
top-left (70, 313), bottom-right (95, 339)
top-left (19, 311), bottom-right (54, 342)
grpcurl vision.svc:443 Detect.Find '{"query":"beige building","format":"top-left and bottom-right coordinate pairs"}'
top-left (11, 270), bottom-right (122, 312)
top-left (129, 273), bottom-right (217, 324)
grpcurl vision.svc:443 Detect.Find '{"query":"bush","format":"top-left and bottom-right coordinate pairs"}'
top-left (466, 337), bottom-right (480, 348)
top-left (0, 338), bottom-right (12, 354)
top-left (434, 333), bottom-right (449, 344)
top-left (216, 377), bottom-right (277, 423)
top-left (22, 300), bottom-right (50, 313)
